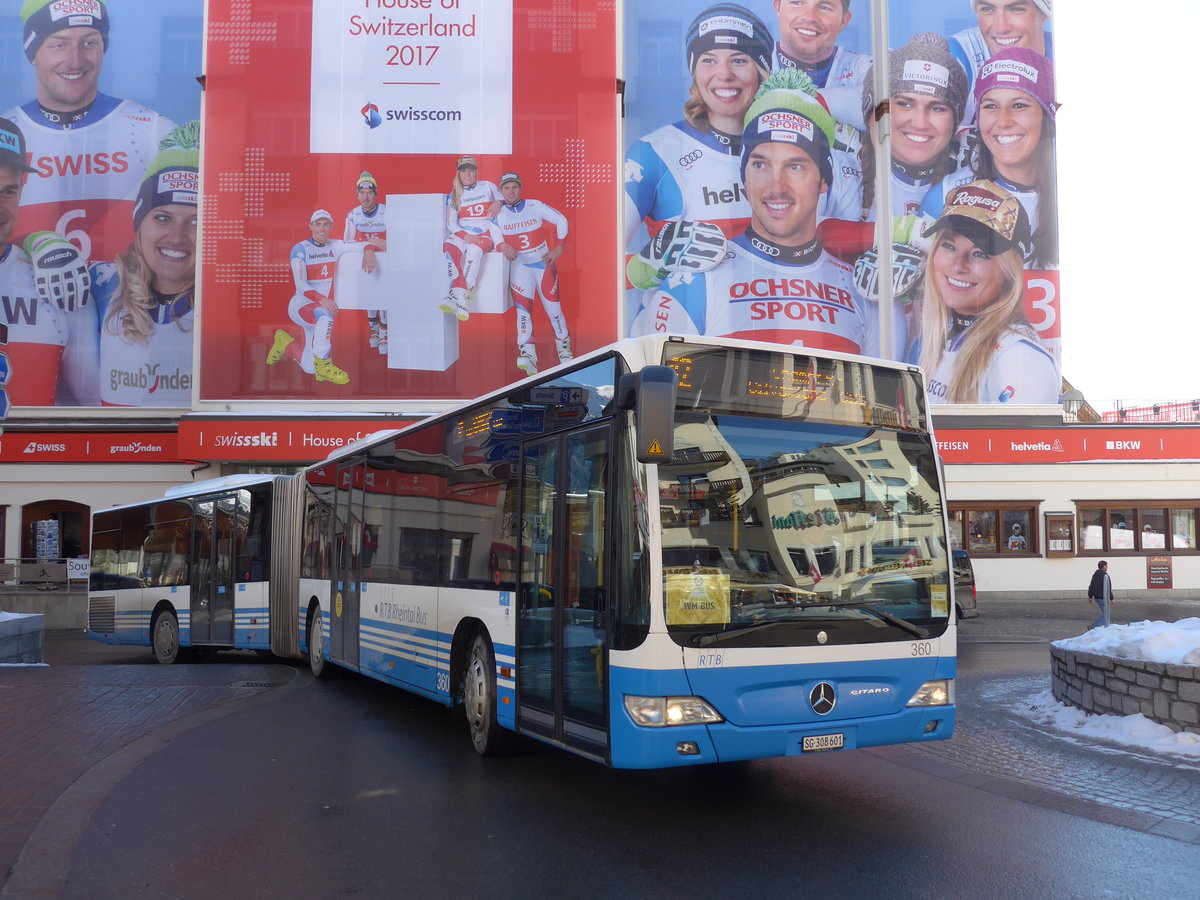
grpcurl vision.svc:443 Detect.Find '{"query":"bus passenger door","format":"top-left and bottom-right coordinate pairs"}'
top-left (190, 496), bottom-right (235, 646)
top-left (517, 425), bottom-right (610, 760)
top-left (330, 461), bottom-right (364, 669)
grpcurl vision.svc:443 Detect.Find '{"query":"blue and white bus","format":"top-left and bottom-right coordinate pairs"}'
top-left (87, 473), bottom-right (304, 662)
top-left (88, 335), bottom-right (958, 768)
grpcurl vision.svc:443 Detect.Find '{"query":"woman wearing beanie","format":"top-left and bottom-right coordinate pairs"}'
top-left (914, 179), bottom-right (1058, 404)
top-left (67, 123), bottom-right (201, 407)
top-left (623, 3), bottom-right (773, 272)
top-left (858, 33), bottom-right (968, 221)
top-left (921, 47), bottom-right (1058, 270)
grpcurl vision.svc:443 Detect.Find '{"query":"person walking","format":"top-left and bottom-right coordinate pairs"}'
top-left (1087, 560), bottom-right (1113, 629)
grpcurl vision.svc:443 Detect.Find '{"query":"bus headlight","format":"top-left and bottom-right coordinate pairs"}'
top-left (906, 679), bottom-right (954, 707)
top-left (624, 695), bottom-right (723, 727)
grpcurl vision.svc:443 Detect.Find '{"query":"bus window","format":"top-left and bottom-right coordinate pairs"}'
top-left (143, 501), bottom-right (190, 587)
top-left (118, 506), bottom-right (151, 588)
top-left (89, 511), bottom-right (125, 591)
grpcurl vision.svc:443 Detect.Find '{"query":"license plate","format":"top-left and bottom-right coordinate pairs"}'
top-left (802, 733), bottom-right (844, 752)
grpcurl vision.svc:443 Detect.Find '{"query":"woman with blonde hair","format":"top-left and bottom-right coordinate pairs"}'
top-left (87, 122), bottom-right (199, 406)
top-left (623, 3), bottom-right (774, 291)
top-left (439, 155), bottom-right (501, 321)
top-left (917, 179), bottom-right (1058, 405)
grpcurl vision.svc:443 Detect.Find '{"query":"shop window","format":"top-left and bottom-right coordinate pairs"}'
top-left (1002, 510), bottom-right (1031, 551)
top-left (1045, 514), bottom-right (1075, 557)
top-left (1172, 510), bottom-right (1195, 549)
top-left (1140, 510), bottom-right (1167, 550)
top-left (950, 503), bottom-right (1040, 556)
top-left (1109, 508), bottom-right (1135, 550)
top-left (1075, 503), bottom-right (1200, 554)
top-left (967, 510), bottom-right (996, 554)
top-left (948, 510), bottom-right (965, 551)
top-left (1080, 508), bottom-right (1105, 550)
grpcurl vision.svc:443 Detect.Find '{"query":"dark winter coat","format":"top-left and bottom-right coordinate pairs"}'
top-left (1087, 569), bottom-right (1111, 601)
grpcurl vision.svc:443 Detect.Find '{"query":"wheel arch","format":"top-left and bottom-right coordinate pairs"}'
top-left (304, 595), bottom-right (323, 649)
top-left (450, 616), bottom-right (487, 710)
top-left (150, 599), bottom-right (179, 637)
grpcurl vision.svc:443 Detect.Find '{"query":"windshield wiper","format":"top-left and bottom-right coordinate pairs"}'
top-left (841, 604), bottom-right (929, 639)
top-left (692, 622), bottom-right (790, 646)
top-left (690, 605), bottom-right (930, 645)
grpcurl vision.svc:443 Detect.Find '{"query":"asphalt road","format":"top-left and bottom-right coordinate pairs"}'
top-left (5, 598), bottom-right (1199, 899)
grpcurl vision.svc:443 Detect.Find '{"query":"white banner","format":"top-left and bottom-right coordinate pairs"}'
top-left (310, 0), bottom-right (513, 155)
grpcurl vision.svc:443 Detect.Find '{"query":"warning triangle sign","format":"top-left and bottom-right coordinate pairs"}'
top-left (645, 439), bottom-right (665, 456)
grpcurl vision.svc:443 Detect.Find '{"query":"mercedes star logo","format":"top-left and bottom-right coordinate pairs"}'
top-left (809, 682), bottom-right (836, 716)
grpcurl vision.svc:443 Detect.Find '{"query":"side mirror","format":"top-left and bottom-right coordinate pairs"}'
top-left (619, 366), bottom-right (677, 463)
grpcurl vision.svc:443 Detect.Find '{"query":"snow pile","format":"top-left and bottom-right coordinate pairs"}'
top-left (1052, 618), bottom-right (1200, 666)
top-left (1023, 688), bottom-right (1200, 759)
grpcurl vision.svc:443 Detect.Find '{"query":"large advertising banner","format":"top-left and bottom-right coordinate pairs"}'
top-left (201, 0), bottom-right (618, 403)
top-left (0, 0), bottom-right (203, 409)
top-left (309, 0), bottom-right (513, 155)
top-left (623, 1), bottom-right (1061, 406)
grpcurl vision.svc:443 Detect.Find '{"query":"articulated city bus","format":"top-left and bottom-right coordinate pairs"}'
top-left (88, 335), bottom-right (958, 768)
top-left (87, 473), bottom-right (304, 661)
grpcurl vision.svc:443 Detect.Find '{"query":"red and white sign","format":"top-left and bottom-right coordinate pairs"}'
top-left (0, 432), bottom-right (180, 463)
top-left (936, 427), bottom-right (1200, 464)
top-left (177, 419), bottom-right (418, 462)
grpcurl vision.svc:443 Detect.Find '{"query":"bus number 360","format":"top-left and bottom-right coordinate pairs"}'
top-left (436, 672), bottom-right (450, 693)
top-left (910, 642), bottom-right (932, 657)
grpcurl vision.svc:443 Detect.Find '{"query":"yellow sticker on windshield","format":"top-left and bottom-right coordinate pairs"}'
top-left (930, 585), bottom-right (948, 618)
top-left (665, 569), bottom-right (730, 625)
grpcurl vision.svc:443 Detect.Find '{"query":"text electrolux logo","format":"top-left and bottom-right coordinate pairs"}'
top-left (24, 441), bottom-right (67, 453)
top-left (1010, 440), bottom-right (1064, 452)
top-left (213, 431), bottom-right (280, 448)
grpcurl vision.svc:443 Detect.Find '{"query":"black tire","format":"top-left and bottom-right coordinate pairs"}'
top-left (151, 610), bottom-right (181, 665)
top-left (308, 605), bottom-right (330, 679)
top-left (463, 631), bottom-right (513, 756)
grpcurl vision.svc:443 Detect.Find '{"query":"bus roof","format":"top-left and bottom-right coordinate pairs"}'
top-left (161, 473), bottom-right (281, 499)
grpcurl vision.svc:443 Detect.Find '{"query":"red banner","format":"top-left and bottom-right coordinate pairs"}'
top-left (936, 428), bottom-right (1200, 464)
top-left (0, 432), bottom-right (180, 463)
top-left (177, 419), bottom-right (419, 462)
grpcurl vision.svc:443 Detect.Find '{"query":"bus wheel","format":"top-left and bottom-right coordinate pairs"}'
top-left (464, 632), bottom-right (513, 756)
top-left (152, 610), bottom-right (181, 665)
top-left (308, 607), bottom-right (330, 679)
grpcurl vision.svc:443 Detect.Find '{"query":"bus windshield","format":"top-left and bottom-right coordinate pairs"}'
top-left (658, 343), bottom-right (950, 648)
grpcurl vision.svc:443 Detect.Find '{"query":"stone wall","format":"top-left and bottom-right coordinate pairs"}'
top-left (0, 590), bottom-right (87, 630)
top-left (1050, 645), bottom-right (1200, 736)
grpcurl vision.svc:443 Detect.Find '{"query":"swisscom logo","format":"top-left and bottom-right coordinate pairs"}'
top-left (361, 102), bottom-right (382, 129)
